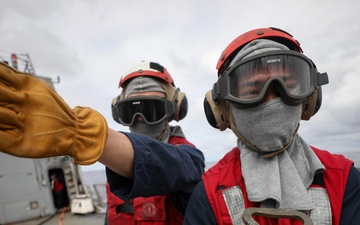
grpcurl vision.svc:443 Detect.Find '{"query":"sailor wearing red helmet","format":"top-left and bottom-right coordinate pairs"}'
top-left (183, 27), bottom-right (360, 225)
top-left (104, 60), bottom-right (204, 225)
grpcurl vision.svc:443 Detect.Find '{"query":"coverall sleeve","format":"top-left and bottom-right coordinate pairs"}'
top-left (106, 132), bottom-right (205, 199)
top-left (340, 166), bottom-right (360, 224)
top-left (183, 181), bottom-right (217, 225)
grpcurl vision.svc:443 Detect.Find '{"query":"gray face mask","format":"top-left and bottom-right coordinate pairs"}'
top-left (129, 120), bottom-right (166, 140)
top-left (230, 98), bottom-right (302, 152)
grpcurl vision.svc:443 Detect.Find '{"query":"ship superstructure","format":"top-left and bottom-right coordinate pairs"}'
top-left (0, 52), bottom-right (96, 224)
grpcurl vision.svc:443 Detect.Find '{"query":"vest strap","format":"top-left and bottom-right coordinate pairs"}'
top-left (116, 199), bottom-right (134, 214)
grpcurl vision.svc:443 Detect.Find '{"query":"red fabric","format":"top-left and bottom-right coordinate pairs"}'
top-left (312, 147), bottom-right (353, 225)
top-left (106, 184), bottom-right (183, 225)
top-left (106, 136), bottom-right (193, 225)
top-left (52, 179), bottom-right (64, 192)
top-left (203, 147), bottom-right (353, 225)
top-left (106, 182), bottom-right (124, 225)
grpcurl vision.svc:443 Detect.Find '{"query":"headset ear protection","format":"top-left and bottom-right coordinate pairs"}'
top-left (173, 89), bottom-right (188, 121)
top-left (301, 59), bottom-right (327, 120)
top-left (301, 87), bottom-right (322, 120)
top-left (203, 89), bottom-right (230, 131)
top-left (158, 82), bottom-right (188, 122)
top-left (111, 95), bottom-right (122, 124)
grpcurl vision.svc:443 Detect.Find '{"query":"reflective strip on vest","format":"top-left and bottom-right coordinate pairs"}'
top-left (222, 186), bottom-right (245, 225)
top-left (308, 187), bottom-right (332, 225)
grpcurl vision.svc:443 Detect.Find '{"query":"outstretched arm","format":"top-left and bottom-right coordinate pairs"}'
top-left (0, 62), bottom-right (136, 178)
top-left (107, 132), bottom-right (205, 198)
top-left (99, 128), bottom-right (135, 178)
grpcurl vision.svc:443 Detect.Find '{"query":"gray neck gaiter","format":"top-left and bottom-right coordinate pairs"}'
top-left (231, 98), bottom-right (302, 152)
top-left (231, 98), bottom-right (325, 210)
top-left (129, 120), bottom-right (168, 141)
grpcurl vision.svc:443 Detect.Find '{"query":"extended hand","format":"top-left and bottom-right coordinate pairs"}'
top-left (0, 62), bottom-right (108, 165)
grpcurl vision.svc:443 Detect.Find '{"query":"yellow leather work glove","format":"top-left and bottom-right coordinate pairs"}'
top-left (0, 62), bottom-right (108, 165)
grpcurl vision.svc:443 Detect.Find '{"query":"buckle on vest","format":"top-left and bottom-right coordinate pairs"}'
top-left (116, 199), bottom-right (134, 214)
top-left (242, 208), bottom-right (313, 225)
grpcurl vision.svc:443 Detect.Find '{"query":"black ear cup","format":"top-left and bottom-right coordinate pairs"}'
top-left (177, 94), bottom-right (188, 121)
top-left (111, 96), bottom-right (121, 123)
top-left (203, 90), bottom-right (229, 131)
top-left (300, 59), bottom-right (326, 120)
top-left (173, 90), bottom-right (188, 121)
top-left (204, 96), bottom-right (218, 129)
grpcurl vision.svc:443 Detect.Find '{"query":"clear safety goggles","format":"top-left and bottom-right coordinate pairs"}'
top-left (113, 96), bottom-right (175, 126)
top-left (213, 50), bottom-right (329, 108)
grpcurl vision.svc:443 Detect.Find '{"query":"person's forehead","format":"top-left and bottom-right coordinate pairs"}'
top-left (127, 91), bottom-right (165, 98)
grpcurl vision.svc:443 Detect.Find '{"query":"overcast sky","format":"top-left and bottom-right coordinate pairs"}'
top-left (1, 0), bottom-right (359, 171)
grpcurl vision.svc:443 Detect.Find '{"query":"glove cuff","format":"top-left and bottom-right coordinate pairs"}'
top-left (73, 106), bottom-right (108, 165)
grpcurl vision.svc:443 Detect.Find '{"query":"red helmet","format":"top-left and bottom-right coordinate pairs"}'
top-left (216, 27), bottom-right (303, 76)
top-left (119, 61), bottom-right (174, 88)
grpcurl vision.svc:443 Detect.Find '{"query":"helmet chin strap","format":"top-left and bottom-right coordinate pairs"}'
top-left (155, 122), bottom-right (170, 142)
top-left (228, 111), bottom-right (299, 158)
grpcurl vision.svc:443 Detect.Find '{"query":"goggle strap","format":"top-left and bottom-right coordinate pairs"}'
top-left (155, 123), bottom-right (169, 141)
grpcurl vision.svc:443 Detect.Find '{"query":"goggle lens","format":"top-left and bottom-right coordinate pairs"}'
top-left (216, 51), bottom-right (321, 107)
top-left (115, 97), bottom-right (174, 126)
top-left (230, 55), bottom-right (312, 99)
